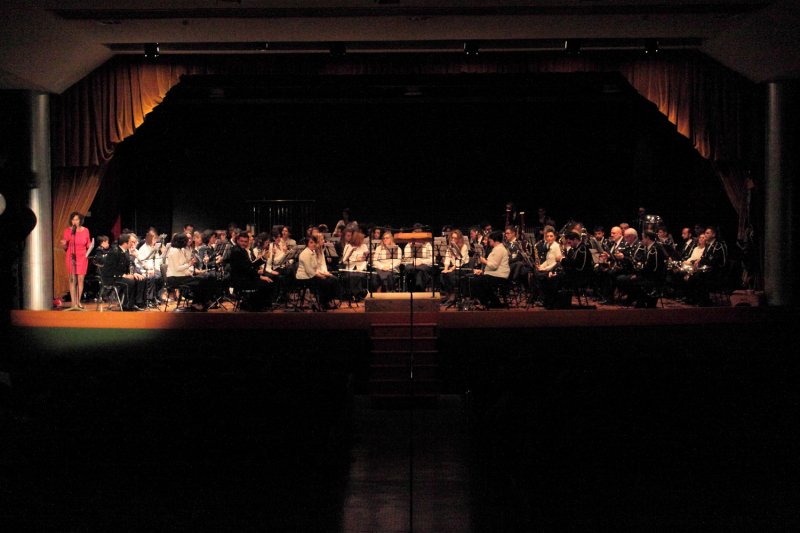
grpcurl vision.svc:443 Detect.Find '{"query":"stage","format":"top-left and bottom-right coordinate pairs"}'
top-left (10, 305), bottom-right (770, 332)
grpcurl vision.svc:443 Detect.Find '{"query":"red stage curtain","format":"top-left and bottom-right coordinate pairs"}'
top-left (50, 53), bottom-right (756, 296)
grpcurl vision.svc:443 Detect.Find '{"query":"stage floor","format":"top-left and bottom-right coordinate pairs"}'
top-left (11, 298), bottom-right (768, 331)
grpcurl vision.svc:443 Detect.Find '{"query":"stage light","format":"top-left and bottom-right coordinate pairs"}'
top-left (463, 41), bottom-right (480, 56)
top-left (564, 39), bottom-right (582, 56)
top-left (329, 43), bottom-right (347, 56)
top-left (645, 39), bottom-right (660, 55)
top-left (144, 43), bottom-right (160, 59)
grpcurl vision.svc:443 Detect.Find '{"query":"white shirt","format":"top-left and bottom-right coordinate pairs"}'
top-left (403, 242), bottom-right (433, 267)
top-left (136, 242), bottom-right (162, 274)
top-left (686, 245), bottom-right (704, 265)
top-left (296, 248), bottom-right (328, 279)
top-left (341, 243), bottom-right (369, 272)
top-left (538, 242), bottom-right (562, 272)
top-left (373, 245), bottom-right (404, 271)
top-left (166, 246), bottom-right (193, 277)
top-left (266, 243), bottom-right (287, 271)
top-left (443, 244), bottom-right (469, 270)
top-left (483, 244), bottom-right (510, 278)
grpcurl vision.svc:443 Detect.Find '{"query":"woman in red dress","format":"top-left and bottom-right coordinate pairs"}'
top-left (60, 211), bottom-right (91, 309)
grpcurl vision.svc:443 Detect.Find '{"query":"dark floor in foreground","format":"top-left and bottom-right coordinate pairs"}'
top-left (1, 314), bottom-right (799, 531)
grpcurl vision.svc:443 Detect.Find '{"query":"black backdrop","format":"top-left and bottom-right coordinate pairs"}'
top-left (97, 73), bottom-right (736, 239)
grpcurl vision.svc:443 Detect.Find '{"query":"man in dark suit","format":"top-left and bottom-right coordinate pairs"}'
top-left (101, 233), bottom-right (145, 310)
top-left (230, 233), bottom-right (274, 311)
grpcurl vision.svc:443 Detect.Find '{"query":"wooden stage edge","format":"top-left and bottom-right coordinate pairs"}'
top-left (10, 307), bottom-right (773, 331)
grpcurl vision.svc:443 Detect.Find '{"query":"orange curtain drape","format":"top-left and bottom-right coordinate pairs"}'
top-left (51, 53), bottom-right (755, 296)
top-left (51, 60), bottom-right (207, 296)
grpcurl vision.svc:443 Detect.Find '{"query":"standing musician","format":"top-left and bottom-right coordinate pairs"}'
top-left (440, 229), bottom-right (469, 305)
top-left (371, 231), bottom-right (403, 292)
top-left (59, 211), bottom-right (92, 309)
top-left (403, 224), bottom-right (433, 292)
top-left (471, 230), bottom-right (510, 308)
top-left (295, 235), bottom-right (338, 310)
top-left (230, 231), bottom-right (274, 311)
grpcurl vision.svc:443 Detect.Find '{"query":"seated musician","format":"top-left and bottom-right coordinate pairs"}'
top-left (336, 227), bottom-right (353, 259)
top-left (613, 228), bottom-right (644, 305)
top-left (403, 223), bottom-right (433, 292)
top-left (90, 235), bottom-right (111, 268)
top-left (295, 235), bottom-right (338, 310)
top-left (165, 233), bottom-right (213, 311)
top-left (130, 234), bottom-right (162, 309)
top-left (101, 233), bottom-right (146, 311)
top-left (534, 227), bottom-right (562, 307)
top-left (595, 225), bottom-right (624, 304)
top-left (677, 227), bottom-right (697, 260)
top-left (687, 226), bottom-right (728, 306)
top-left (371, 231), bottom-right (403, 292)
top-left (504, 226), bottom-right (532, 288)
top-left (264, 231), bottom-right (288, 277)
top-left (339, 229), bottom-right (370, 301)
top-left (670, 233), bottom-right (705, 301)
top-left (440, 229), bottom-right (469, 305)
top-left (616, 230), bottom-right (667, 307)
top-left (229, 232), bottom-right (274, 311)
top-left (560, 231), bottom-right (593, 291)
top-left (280, 226), bottom-right (297, 248)
top-left (471, 230), bottom-right (510, 308)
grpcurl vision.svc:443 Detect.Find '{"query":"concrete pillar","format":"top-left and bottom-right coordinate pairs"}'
top-left (21, 92), bottom-right (53, 310)
top-left (764, 80), bottom-right (799, 306)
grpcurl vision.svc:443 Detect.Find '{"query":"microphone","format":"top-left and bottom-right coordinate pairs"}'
top-left (71, 224), bottom-right (77, 235)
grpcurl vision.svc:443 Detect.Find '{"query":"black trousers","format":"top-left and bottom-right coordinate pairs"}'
top-left (116, 276), bottom-right (145, 309)
top-left (233, 278), bottom-right (274, 310)
top-left (470, 274), bottom-right (506, 307)
top-left (371, 270), bottom-right (397, 292)
top-left (300, 276), bottom-right (338, 307)
top-left (404, 264), bottom-right (432, 292)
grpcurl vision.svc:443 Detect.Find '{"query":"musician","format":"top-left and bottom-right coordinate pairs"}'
top-left (656, 225), bottom-right (678, 259)
top-left (678, 227), bottom-right (697, 260)
top-left (635, 207), bottom-right (648, 236)
top-left (403, 224), bottom-right (433, 292)
top-left (101, 233), bottom-right (146, 311)
top-left (560, 231), bottom-right (593, 289)
top-left (687, 226), bottom-right (728, 306)
top-left (590, 226), bottom-right (608, 255)
top-left (296, 235), bottom-right (338, 310)
top-left (183, 224), bottom-right (194, 236)
top-left (339, 229), bottom-right (369, 301)
top-left (165, 233), bottom-right (212, 311)
top-left (504, 226), bottom-right (532, 288)
top-left (440, 229), bottom-right (469, 304)
top-left (336, 227), bottom-right (353, 259)
top-left (533, 227), bottom-right (563, 308)
top-left (59, 211), bottom-right (92, 309)
top-left (265, 232), bottom-right (288, 276)
top-left (594, 226), bottom-right (625, 304)
top-left (229, 232), bottom-right (274, 311)
top-left (471, 231), bottom-right (510, 308)
top-left (90, 235), bottom-right (111, 268)
top-left (280, 226), bottom-right (297, 248)
top-left (333, 208), bottom-right (356, 237)
top-left (128, 236), bottom-right (161, 309)
top-left (371, 231), bottom-right (403, 292)
top-left (670, 233), bottom-right (706, 300)
top-left (616, 230), bottom-right (667, 307)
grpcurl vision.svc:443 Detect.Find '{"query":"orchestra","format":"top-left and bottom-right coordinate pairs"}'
top-left (61, 205), bottom-right (733, 312)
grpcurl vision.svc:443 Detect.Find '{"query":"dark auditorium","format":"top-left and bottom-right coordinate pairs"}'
top-left (1, 1), bottom-right (799, 531)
